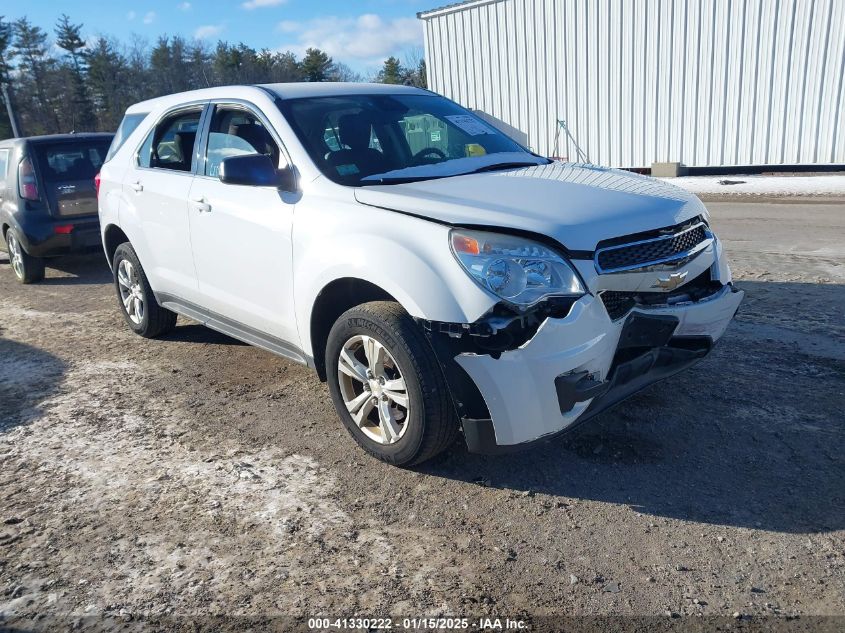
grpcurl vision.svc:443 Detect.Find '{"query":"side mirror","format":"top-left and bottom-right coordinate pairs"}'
top-left (219, 154), bottom-right (296, 191)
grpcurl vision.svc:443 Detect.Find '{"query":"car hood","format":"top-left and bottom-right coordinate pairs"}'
top-left (354, 162), bottom-right (707, 252)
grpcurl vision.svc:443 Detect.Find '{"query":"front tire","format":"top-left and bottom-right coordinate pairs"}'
top-left (5, 230), bottom-right (45, 284)
top-left (326, 301), bottom-right (458, 466)
top-left (112, 243), bottom-right (177, 338)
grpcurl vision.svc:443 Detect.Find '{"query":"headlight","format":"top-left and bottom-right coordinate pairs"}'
top-left (450, 229), bottom-right (586, 307)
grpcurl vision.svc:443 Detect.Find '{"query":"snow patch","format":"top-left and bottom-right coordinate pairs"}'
top-left (663, 174), bottom-right (845, 197)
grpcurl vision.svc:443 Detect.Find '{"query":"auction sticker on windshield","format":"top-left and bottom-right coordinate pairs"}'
top-left (445, 114), bottom-right (495, 136)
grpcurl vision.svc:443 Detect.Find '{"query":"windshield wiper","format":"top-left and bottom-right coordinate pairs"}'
top-left (467, 161), bottom-right (545, 174)
top-left (361, 175), bottom-right (450, 185)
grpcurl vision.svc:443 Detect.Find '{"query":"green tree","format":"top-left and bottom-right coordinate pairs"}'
top-left (13, 17), bottom-right (59, 133)
top-left (414, 59), bottom-right (427, 89)
top-left (55, 14), bottom-right (95, 130)
top-left (377, 56), bottom-right (403, 85)
top-left (85, 37), bottom-right (128, 131)
top-left (0, 16), bottom-right (13, 138)
top-left (300, 47), bottom-right (332, 82)
top-left (0, 16), bottom-right (14, 82)
top-left (55, 14), bottom-right (85, 72)
top-left (270, 50), bottom-right (301, 83)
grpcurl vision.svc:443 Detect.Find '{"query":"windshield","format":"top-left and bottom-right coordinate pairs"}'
top-left (278, 94), bottom-right (547, 186)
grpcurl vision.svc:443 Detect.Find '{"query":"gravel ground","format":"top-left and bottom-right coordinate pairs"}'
top-left (1, 200), bottom-right (843, 632)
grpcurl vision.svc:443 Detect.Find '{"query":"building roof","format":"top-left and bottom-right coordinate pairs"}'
top-left (418, 0), bottom-right (505, 19)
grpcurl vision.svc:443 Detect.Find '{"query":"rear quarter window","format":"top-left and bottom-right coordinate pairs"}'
top-left (105, 113), bottom-right (149, 162)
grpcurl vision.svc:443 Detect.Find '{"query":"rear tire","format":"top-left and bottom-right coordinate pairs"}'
top-left (5, 229), bottom-right (45, 284)
top-left (326, 301), bottom-right (459, 466)
top-left (112, 242), bottom-right (177, 338)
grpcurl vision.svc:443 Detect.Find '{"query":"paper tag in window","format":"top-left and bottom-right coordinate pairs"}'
top-left (430, 130), bottom-right (441, 142)
top-left (445, 115), bottom-right (495, 136)
top-left (336, 164), bottom-right (359, 176)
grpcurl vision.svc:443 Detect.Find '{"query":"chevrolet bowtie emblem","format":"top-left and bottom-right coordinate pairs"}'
top-left (652, 271), bottom-right (688, 291)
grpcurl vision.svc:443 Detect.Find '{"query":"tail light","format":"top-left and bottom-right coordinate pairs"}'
top-left (94, 172), bottom-right (101, 197)
top-left (18, 157), bottom-right (39, 201)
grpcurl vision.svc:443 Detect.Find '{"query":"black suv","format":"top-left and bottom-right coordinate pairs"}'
top-left (0, 133), bottom-right (114, 283)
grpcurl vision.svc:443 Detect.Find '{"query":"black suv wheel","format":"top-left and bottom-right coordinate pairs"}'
top-left (5, 229), bottom-right (45, 284)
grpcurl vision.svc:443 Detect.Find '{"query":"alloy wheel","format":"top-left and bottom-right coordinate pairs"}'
top-left (117, 259), bottom-right (145, 325)
top-left (337, 334), bottom-right (410, 445)
top-left (7, 233), bottom-right (24, 280)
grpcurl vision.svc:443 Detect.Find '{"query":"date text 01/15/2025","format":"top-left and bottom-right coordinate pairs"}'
top-left (307, 617), bottom-right (528, 630)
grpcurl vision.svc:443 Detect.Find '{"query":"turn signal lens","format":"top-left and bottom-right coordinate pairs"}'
top-left (451, 234), bottom-right (480, 255)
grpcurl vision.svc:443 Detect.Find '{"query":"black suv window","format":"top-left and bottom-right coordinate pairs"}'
top-left (35, 142), bottom-right (110, 183)
top-left (139, 109), bottom-right (202, 172)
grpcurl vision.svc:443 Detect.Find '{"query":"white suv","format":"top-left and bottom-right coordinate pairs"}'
top-left (98, 83), bottom-right (743, 465)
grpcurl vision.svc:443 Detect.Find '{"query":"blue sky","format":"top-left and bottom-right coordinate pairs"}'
top-left (4, 0), bottom-right (443, 75)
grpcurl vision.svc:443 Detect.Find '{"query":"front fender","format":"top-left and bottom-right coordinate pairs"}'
top-left (293, 200), bottom-right (496, 357)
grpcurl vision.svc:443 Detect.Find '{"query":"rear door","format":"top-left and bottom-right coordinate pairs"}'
top-left (120, 105), bottom-right (207, 304)
top-left (32, 139), bottom-right (111, 218)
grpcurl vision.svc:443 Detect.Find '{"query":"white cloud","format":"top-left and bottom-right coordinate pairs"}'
top-left (242, 0), bottom-right (287, 9)
top-left (178, 2), bottom-right (192, 10)
top-left (281, 14), bottom-right (422, 65)
top-left (143, 11), bottom-right (156, 25)
top-left (277, 20), bottom-right (300, 33)
top-left (127, 11), bottom-right (137, 21)
top-left (194, 24), bottom-right (224, 39)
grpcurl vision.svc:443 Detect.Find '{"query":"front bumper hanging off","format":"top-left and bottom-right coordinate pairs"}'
top-left (454, 284), bottom-right (744, 454)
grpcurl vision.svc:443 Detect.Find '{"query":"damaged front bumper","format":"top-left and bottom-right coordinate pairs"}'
top-left (444, 284), bottom-right (744, 453)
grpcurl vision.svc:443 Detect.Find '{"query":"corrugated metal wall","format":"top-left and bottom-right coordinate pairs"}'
top-left (420, 0), bottom-right (845, 168)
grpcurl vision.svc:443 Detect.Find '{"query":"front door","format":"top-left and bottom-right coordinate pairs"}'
top-left (187, 103), bottom-right (298, 345)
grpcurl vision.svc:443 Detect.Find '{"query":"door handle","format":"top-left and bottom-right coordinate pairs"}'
top-left (130, 181), bottom-right (143, 193)
top-left (190, 196), bottom-right (211, 213)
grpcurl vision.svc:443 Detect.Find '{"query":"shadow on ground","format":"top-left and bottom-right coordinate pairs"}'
top-left (160, 323), bottom-right (248, 346)
top-left (0, 338), bottom-right (67, 432)
top-left (421, 280), bottom-right (845, 534)
top-left (38, 254), bottom-right (113, 286)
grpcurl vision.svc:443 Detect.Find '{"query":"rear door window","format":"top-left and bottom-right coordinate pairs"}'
top-left (138, 109), bottom-right (203, 172)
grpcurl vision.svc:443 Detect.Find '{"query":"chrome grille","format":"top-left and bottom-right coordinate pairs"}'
top-left (595, 218), bottom-right (711, 274)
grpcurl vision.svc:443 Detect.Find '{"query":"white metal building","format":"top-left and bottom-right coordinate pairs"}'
top-left (419, 0), bottom-right (845, 169)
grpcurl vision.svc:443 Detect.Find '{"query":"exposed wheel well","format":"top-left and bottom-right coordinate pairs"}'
top-left (103, 225), bottom-right (130, 267)
top-left (310, 278), bottom-right (396, 381)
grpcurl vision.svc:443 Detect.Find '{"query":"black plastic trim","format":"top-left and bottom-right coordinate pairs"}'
top-left (155, 292), bottom-right (314, 369)
top-left (462, 326), bottom-right (714, 455)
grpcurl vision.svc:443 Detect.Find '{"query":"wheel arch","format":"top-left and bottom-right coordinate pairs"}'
top-left (309, 277), bottom-right (399, 381)
top-left (103, 224), bottom-right (130, 269)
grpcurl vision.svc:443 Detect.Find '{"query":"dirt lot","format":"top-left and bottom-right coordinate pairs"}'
top-left (1, 200), bottom-right (843, 632)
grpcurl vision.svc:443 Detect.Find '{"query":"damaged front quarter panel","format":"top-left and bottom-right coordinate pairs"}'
top-left (418, 295), bottom-right (617, 448)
